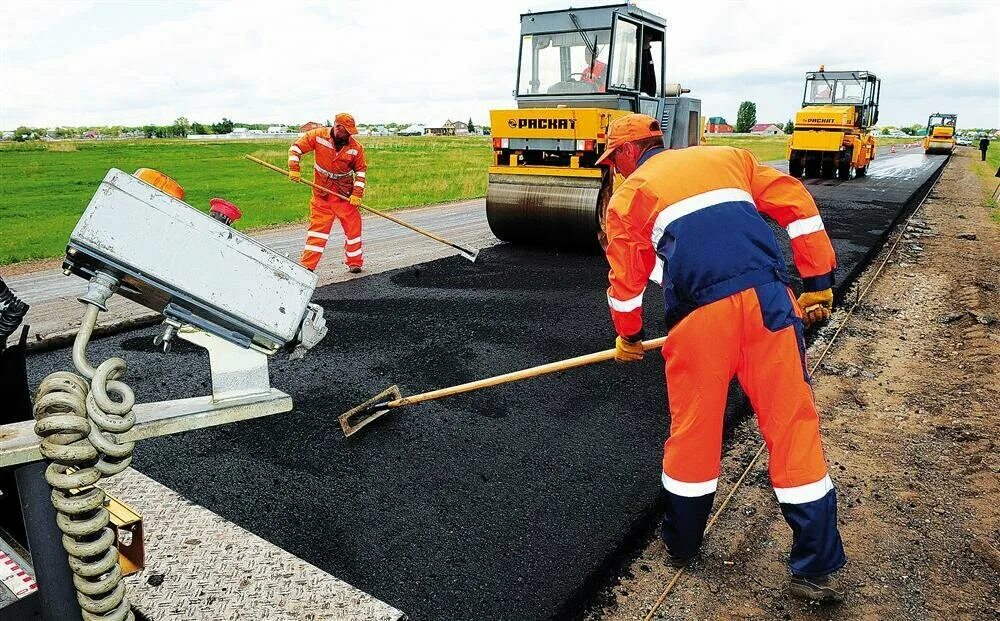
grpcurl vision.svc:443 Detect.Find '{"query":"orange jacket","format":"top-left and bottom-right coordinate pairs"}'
top-left (606, 145), bottom-right (836, 339)
top-left (288, 128), bottom-right (367, 200)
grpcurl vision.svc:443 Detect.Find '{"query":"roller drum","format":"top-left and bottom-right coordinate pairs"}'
top-left (486, 173), bottom-right (608, 249)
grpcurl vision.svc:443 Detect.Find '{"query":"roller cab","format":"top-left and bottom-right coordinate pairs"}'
top-left (487, 3), bottom-right (701, 249)
top-left (923, 113), bottom-right (957, 154)
top-left (787, 68), bottom-right (880, 180)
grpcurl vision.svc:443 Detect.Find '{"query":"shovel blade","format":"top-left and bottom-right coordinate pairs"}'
top-left (339, 385), bottom-right (402, 438)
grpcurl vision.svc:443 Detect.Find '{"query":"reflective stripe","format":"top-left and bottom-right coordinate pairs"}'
top-left (345, 236), bottom-right (362, 245)
top-left (314, 163), bottom-right (351, 179)
top-left (290, 145), bottom-right (302, 154)
top-left (661, 472), bottom-right (718, 498)
top-left (347, 149), bottom-right (358, 155)
top-left (649, 256), bottom-right (664, 285)
top-left (345, 248), bottom-right (363, 257)
top-left (307, 231), bottom-right (330, 240)
top-left (774, 474), bottom-right (833, 504)
top-left (316, 137), bottom-right (333, 148)
top-left (304, 244), bottom-right (325, 253)
top-left (356, 171), bottom-right (366, 178)
top-left (288, 155), bottom-right (300, 163)
top-left (651, 188), bottom-right (754, 246)
top-left (786, 215), bottom-right (825, 239)
top-left (607, 290), bottom-right (644, 312)
top-left (354, 181), bottom-right (365, 188)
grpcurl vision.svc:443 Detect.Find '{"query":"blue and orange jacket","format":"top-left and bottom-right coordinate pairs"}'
top-left (606, 145), bottom-right (836, 338)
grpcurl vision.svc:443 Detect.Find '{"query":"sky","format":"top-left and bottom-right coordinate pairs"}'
top-left (1, 0), bottom-right (998, 130)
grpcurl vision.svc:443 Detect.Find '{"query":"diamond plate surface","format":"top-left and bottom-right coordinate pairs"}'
top-left (100, 469), bottom-right (406, 620)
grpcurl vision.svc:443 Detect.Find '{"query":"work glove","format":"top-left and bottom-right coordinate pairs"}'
top-left (614, 335), bottom-right (644, 363)
top-left (797, 288), bottom-right (833, 327)
top-left (289, 170), bottom-right (301, 183)
top-left (349, 195), bottom-right (362, 207)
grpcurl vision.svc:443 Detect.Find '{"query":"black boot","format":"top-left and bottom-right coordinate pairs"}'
top-left (789, 572), bottom-right (845, 604)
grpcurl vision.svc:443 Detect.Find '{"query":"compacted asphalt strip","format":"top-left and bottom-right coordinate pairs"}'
top-left (24, 152), bottom-right (946, 620)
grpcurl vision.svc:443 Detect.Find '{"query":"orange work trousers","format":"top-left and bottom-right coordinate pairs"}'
top-left (659, 281), bottom-right (846, 577)
top-left (300, 194), bottom-right (363, 271)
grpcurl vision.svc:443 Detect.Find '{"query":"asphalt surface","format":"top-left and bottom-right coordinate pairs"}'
top-left (24, 151), bottom-right (947, 620)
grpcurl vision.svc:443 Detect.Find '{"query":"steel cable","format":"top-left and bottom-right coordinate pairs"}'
top-left (33, 302), bottom-right (135, 621)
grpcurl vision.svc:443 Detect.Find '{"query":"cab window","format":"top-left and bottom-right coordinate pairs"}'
top-left (609, 19), bottom-right (638, 91)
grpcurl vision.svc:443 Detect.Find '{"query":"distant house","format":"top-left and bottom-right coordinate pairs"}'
top-left (425, 126), bottom-right (456, 136)
top-left (2, 131), bottom-right (14, 140)
top-left (750, 123), bottom-right (783, 136)
top-left (231, 127), bottom-right (249, 134)
top-left (706, 116), bottom-right (733, 134)
top-left (83, 130), bottom-right (99, 139)
top-left (425, 119), bottom-right (469, 136)
top-left (267, 125), bottom-right (288, 134)
top-left (398, 124), bottom-right (425, 136)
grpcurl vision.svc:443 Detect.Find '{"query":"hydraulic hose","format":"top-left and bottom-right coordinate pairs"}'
top-left (0, 276), bottom-right (30, 342)
top-left (33, 278), bottom-right (136, 621)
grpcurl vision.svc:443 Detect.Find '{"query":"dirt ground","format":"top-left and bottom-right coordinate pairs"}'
top-left (588, 149), bottom-right (1000, 621)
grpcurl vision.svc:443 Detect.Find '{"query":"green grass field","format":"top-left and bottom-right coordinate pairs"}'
top-left (972, 141), bottom-right (1000, 224)
top-left (0, 133), bottom-right (927, 265)
top-left (704, 134), bottom-right (919, 163)
top-left (0, 136), bottom-right (490, 264)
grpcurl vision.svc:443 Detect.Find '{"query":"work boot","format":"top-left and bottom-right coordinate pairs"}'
top-left (789, 573), bottom-right (845, 604)
top-left (348, 266), bottom-right (362, 274)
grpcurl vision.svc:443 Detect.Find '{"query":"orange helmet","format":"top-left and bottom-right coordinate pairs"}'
top-left (594, 114), bottom-right (664, 165)
top-left (334, 113), bottom-right (358, 135)
top-left (133, 168), bottom-right (184, 200)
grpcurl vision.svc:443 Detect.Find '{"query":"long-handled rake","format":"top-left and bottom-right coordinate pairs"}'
top-left (244, 155), bottom-right (479, 262)
top-left (338, 336), bottom-right (667, 437)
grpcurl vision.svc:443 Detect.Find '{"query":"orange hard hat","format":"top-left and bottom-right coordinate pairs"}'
top-left (594, 114), bottom-right (664, 165)
top-left (133, 168), bottom-right (185, 200)
top-left (334, 113), bottom-right (358, 135)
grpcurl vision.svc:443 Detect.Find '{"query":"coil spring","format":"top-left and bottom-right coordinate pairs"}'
top-left (34, 358), bottom-right (136, 621)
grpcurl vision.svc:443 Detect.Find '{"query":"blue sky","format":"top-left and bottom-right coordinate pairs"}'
top-left (2, 0), bottom-right (998, 129)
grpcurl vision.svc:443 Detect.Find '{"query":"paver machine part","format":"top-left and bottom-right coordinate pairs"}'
top-left (487, 3), bottom-right (702, 249)
top-left (923, 113), bottom-right (957, 154)
top-left (787, 66), bottom-right (881, 180)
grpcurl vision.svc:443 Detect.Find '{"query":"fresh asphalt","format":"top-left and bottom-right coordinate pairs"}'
top-left (25, 152), bottom-right (947, 620)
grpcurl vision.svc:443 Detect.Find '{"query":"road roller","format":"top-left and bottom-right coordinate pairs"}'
top-left (923, 113), bottom-right (957, 154)
top-left (787, 66), bottom-right (881, 180)
top-left (487, 3), bottom-right (702, 249)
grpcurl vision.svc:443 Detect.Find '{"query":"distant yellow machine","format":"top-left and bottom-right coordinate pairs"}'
top-left (923, 113), bottom-right (957, 154)
top-left (487, 4), bottom-right (702, 248)
top-left (787, 67), bottom-right (881, 180)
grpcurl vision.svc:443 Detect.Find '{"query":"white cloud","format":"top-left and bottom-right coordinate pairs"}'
top-left (1, 0), bottom-right (997, 129)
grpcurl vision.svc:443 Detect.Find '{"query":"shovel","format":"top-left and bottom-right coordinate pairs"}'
top-left (244, 155), bottom-right (479, 262)
top-left (339, 336), bottom-right (666, 437)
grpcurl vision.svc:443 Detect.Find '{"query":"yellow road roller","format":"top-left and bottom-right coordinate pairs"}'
top-left (787, 67), bottom-right (881, 180)
top-left (487, 3), bottom-right (702, 248)
top-left (923, 113), bottom-right (957, 154)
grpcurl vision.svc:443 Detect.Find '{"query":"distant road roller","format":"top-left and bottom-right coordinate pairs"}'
top-left (487, 3), bottom-right (702, 248)
top-left (923, 113), bottom-right (957, 154)
top-left (787, 67), bottom-right (881, 180)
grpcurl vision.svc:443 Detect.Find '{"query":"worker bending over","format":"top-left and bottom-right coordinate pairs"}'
top-left (288, 113), bottom-right (368, 273)
top-left (598, 114), bottom-right (846, 602)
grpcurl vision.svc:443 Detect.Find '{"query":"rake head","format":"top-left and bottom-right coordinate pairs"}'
top-left (462, 248), bottom-right (479, 263)
top-left (338, 385), bottom-right (402, 438)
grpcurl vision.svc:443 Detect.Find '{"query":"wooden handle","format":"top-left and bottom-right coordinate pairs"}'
top-left (243, 155), bottom-right (477, 257)
top-left (389, 336), bottom-right (667, 408)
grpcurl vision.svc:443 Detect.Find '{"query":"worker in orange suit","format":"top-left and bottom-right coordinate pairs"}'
top-left (288, 113), bottom-right (367, 273)
top-left (597, 114), bottom-right (846, 603)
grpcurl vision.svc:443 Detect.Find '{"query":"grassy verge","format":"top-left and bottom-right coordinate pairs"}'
top-left (969, 142), bottom-right (1000, 224)
top-left (0, 136), bottom-right (490, 264)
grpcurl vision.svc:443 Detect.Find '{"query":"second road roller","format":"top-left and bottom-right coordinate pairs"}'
top-left (487, 3), bottom-right (702, 249)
